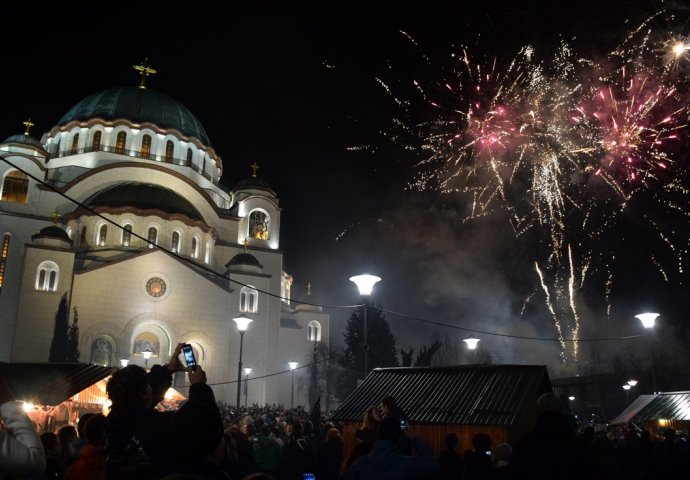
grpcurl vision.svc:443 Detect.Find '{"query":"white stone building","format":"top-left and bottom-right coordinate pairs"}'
top-left (0, 73), bottom-right (328, 407)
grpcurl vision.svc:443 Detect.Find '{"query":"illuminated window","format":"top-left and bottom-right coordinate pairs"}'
top-left (249, 210), bottom-right (270, 240)
top-left (204, 240), bottom-right (212, 264)
top-left (191, 237), bottom-right (198, 258)
top-left (98, 224), bottom-right (107, 246)
top-left (36, 261), bottom-right (59, 292)
top-left (92, 131), bottom-right (102, 151)
top-left (240, 286), bottom-right (258, 313)
top-left (122, 224), bottom-right (132, 246)
top-left (165, 141), bottom-right (174, 163)
top-left (115, 132), bottom-right (127, 154)
top-left (71, 133), bottom-right (79, 154)
top-left (308, 320), bottom-right (321, 342)
top-left (0, 234), bottom-right (10, 296)
top-left (1, 170), bottom-right (29, 203)
top-left (147, 227), bottom-right (158, 248)
top-left (141, 135), bottom-right (152, 159)
top-left (90, 337), bottom-right (114, 366)
top-left (171, 231), bottom-right (180, 253)
top-left (186, 148), bottom-right (193, 165)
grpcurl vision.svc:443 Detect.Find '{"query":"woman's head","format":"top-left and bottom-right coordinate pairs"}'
top-left (363, 406), bottom-right (380, 428)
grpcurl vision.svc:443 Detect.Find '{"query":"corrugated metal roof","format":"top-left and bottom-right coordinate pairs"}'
top-left (0, 362), bottom-right (116, 406)
top-left (331, 364), bottom-right (551, 426)
top-left (609, 392), bottom-right (690, 426)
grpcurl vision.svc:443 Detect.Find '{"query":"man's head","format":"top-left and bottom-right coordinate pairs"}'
top-left (380, 395), bottom-right (397, 415)
top-left (536, 392), bottom-right (562, 415)
top-left (107, 365), bottom-right (151, 411)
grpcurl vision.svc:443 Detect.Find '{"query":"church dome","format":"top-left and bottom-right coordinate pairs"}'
top-left (58, 87), bottom-right (211, 146)
top-left (3, 134), bottom-right (45, 151)
top-left (84, 182), bottom-right (204, 222)
top-left (227, 253), bottom-right (263, 268)
top-left (31, 225), bottom-right (73, 245)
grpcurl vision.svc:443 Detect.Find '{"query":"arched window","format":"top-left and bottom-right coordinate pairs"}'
top-left (308, 320), bottom-right (321, 342)
top-left (90, 337), bottom-right (114, 366)
top-left (92, 131), bottom-right (102, 151)
top-left (147, 227), bottom-right (158, 248)
top-left (191, 237), bottom-right (198, 258)
top-left (186, 148), bottom-right (193, 165)
top-left (98, 224), bottom-right (107, 246)
top-left (171, 231), bottom-right (180, 253)
top-left (240, 286), bottom-right (258, 313)
top-left (115, 131), bottom-right (127, 154)
top-left (71, 133), bottom-right (79, 154)
top-left (0, 234), bottom-right (10, 297)
top-left (36, 261), bottom-right (59, 292)
top-left (165, 141), bottom-right (174, 163)
top-left (141, 134), bottom-right (152, 159)
top-left (204, 240), bottom-right (212, 264)
top-left (249, 210), bottom-right (270, 240)
top-left (1, 170), bottom-right (29, 203)
top-left (79, 226), bottom-right (87, 247)
top-left (122, 224), bottom-right (132, 246)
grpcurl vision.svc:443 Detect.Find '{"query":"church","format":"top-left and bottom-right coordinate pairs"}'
top-left (0, 61), bottom-right (329, 408)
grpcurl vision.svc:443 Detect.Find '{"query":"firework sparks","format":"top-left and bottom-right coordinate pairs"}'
top-left (378, 11), bottom-right (690, 368)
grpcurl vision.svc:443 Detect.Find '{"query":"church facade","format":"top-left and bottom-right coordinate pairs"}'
top-left (0, 68), bottom-right (328, 407)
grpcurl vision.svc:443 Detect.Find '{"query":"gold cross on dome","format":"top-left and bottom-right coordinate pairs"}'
top-left (250, 162), bottom-right (260, 177)
top-left (243, 238), bottom-right (248, 253)
top-left (52, 212), bottom-right (61, 225)
top-left (23, 118), bottom-right (34, 136)
top-left (307, 282), bottom-right (312, 296)
top-left (133, 58), bottom-right (157, 89)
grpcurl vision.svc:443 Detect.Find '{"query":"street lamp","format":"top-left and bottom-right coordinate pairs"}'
top-left (119, 358), bottom-right (129, 368)
top-left (244, 367), bottom-right (252, 409)
top-left (463, 336), bottom-right (480, 350)
top-left (233, 314), bottom-right (253, 409)
top-left (288, 361), bottom-right (298, 408)
top-left (349, 274), bottom-right (381, 380)
top-left (627, 379), bottom-right (638, 387)
top-left (635, 312), bottom-right (659, 393)
top-left (623, 384), bottom-right (631, 403)
top-left (142, 350), bottom-right (152, 370)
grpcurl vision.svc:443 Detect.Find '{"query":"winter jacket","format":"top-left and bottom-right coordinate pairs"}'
top-left (0, 400), bottom-right (46, 479)
top-left (343, 438), bottom-right (438, 480)
top-left (65, 444), bottom-right (106, 480)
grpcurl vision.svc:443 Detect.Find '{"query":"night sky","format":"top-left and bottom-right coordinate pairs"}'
top-left (2, 1), bottom-right (689, 376)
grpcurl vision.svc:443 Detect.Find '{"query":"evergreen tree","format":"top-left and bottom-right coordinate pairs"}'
top-left (414, 340), bottom-right (442, 366)
top-left (66, 306), bottom-right (80, 362)
top-left (308, 344), bottom-right (319, 408)
top-left (49, 293), bottom-right (70, 362)
top-left (336, 303), bottom-right (398, 401)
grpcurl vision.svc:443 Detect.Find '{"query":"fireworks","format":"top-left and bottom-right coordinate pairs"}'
top-left (379, 11), bottom-right (690, 367)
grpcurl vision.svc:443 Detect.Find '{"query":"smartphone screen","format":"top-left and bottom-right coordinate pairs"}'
top-left (302, 474), bottom-right (316, 480)
top-left (182, 344), bottom-right (197, 371)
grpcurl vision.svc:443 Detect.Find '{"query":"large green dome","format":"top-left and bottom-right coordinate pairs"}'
top-left (58, 87), bottom-right (211, 146)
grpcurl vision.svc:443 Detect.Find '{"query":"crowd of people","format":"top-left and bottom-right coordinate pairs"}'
top-left (2, 348), bottom-right (689, 479)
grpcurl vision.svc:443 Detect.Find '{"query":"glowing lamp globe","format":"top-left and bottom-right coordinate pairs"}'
top-left (244, 367), bottom-right (252, 375)
top-left (120, 358), bottom-right (129, 368)
top-left (349, 274), bottom-right (381, 296)
top-left (142, 350), bottom-right (153, 360)
top-left (635, 313), bottom-right (659, 329)
top-left (623, 385), bottom-right (631, 391)
top-left (463, 336), bottom-right (480, 350)
top-left (568, 396), bottom-right (575, 401)
top-left (233, 314), bottom-right (253, 332)
top-left (288, 362), bottom-right (298, 370)
top-left (627, 379), bottom-right (638, 387)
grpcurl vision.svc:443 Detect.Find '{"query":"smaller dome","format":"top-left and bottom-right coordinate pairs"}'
top-left (32, 225), bottom-right (73, 245)
top-left (3, 134), bottom-right (45, 150)
top-left (233, 176), bottom-right (274, 192)
top-left (227, 253), bottom-right (263, 269)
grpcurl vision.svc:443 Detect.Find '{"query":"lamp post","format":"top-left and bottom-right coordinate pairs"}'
top-left (635, 312), bottom-right (659, 394)
top-left (623, 384), bottom-right (631, 403)
top-left (349, 274), bottom-right (381, 380)
top-left (233, 314), bottom-right (253, 409)
top-left (244, 367), bottom-right (252, 409)
top-left (119, 358), bottom-right (129, 368)
top-left (288, 362), bottom-right (298, 408)
top-left (463, 336), bottom-right (480, 363)
top-left (142, 350), bottom-right (152, 370)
